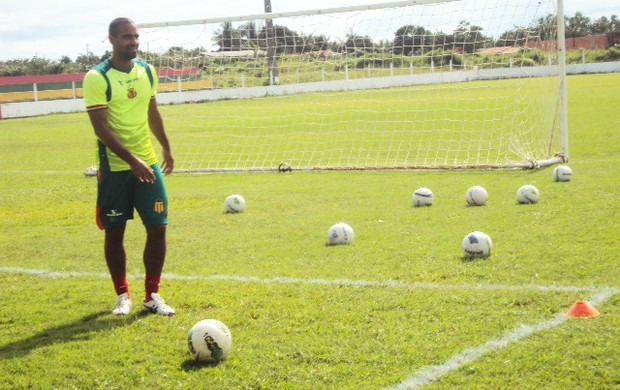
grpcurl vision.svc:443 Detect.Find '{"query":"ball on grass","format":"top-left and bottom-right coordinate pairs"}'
top-left (278, 162), bottom-right (293, 172)
top-left (225, 194), bottom-right (246, 213)
top-left (552, 165), bottom-right (572, 182)
top-left (462, 231), bottom-right (492, 258)
top-left (465, 185), bottom-right (488, 206)
top-left (516, 185), bottom-right (539, 204)
top-left (187, 319), bottom-right (232, 363)
top-left (327, 222), bottom-right (354, 245)
top-left (413, 187), bottom-right (433, 207)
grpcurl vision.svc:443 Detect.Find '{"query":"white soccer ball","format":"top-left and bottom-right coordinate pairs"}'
top-left (224, 194), bottom-right (245, 213)
top-left (516, 185), bottom-right (539, 204)
top-left (327, 222), bottom-right (354, 245)
top-left (462, 231), bottom-right (492, 258)
top-left (278, 162), bottom-right (292, 172)
top-left (552, 165), bottom-right (572, 182)
top-left (187, 319), bottom-right (232, 363)
top-left (413, 187), bottom-right (433, 207)
top-left (465, 185), bottom-right (488, 206)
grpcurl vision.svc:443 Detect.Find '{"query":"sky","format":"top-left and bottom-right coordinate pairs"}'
top-left (0, 0), bottom-right (617, 61)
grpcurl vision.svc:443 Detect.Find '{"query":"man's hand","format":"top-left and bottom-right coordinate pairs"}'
top-left (130, 158), bottom-right (156, 183)
top-left (161, 148), bottom-right (174, 175)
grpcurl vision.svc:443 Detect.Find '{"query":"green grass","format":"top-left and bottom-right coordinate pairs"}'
top-left (0, 73), bottom-right (619, 389)
top-left (160, 76), bottom-right (559, 170)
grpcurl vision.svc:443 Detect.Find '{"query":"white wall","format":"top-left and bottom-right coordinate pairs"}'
top-left (1, 62), bottom-right (618, 119)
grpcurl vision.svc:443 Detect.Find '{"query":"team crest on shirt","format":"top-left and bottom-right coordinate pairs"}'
top-left (154, 199), bottom-right (165, 213)
top-left (127, 87), bottom-right (137, 99)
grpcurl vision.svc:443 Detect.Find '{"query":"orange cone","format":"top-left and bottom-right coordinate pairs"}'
top-left (565, 301), bottom-right (600, 318)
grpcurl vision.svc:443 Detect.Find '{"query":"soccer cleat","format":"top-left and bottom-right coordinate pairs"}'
top-left (142, 293), bottom-right (176, 316)
top-left (112, 293), bottom-right (132, 316)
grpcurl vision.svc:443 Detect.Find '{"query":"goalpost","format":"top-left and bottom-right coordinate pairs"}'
top-left (137, 0), bottom-right (568, 172)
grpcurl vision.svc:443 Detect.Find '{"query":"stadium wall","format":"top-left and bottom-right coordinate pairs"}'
top-left (1, 62), bottom-right (618, 119)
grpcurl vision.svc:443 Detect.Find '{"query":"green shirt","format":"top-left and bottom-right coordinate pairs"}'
top-left (83, 59), bottom-right (159, 171)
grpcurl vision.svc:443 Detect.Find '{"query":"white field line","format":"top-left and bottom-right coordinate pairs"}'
top-left (2, 266), bottom-right (617, 389)
top-left (391, 286), bottom-right (618, 390)
top-left (0, 266), bottom-right (604, 294)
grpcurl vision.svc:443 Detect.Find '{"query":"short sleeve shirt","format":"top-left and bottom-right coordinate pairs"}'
top-left (83, 59), bottom-right (159, 171)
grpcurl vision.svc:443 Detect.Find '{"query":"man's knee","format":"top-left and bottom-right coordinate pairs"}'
top-left (105, 225), bottom-right (126, 244)
top-left (145, 224), bottom-right (166, 240)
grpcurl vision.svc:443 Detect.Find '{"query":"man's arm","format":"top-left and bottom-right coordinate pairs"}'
top-left (87, 108), bottom-right (156, 183)
top-left (148, 99), bottom-right (174, 175)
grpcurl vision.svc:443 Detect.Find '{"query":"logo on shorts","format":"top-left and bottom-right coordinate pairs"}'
top-left (154, 200), bottom-right (165, 213)
top-left (106, 210), bottom-right (124, 217)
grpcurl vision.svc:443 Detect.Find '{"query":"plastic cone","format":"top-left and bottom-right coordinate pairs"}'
top-left (565, 301), bottom-right (600, 318)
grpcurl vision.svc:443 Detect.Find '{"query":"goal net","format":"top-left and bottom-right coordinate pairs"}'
top-left (137, 0), bottom-right (567, 172)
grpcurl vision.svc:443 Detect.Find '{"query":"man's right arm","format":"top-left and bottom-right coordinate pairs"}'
top-left (87, 108), bottom-right (156, 183)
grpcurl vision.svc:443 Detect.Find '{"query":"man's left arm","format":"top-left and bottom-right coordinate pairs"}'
top-left (148, 99), bottom-right (174, 175)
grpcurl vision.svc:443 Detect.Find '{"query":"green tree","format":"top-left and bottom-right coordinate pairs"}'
top-left (610, 15), bottom-right (620, 32)
top-left (340, 32), bottom-right (375, 55)
top-left (566, 12), bottom-right (591, 37)
top-left (392, 25), bottom-right (435, 55)
top-left (497, 27), bottom-right (532, 47)
top-left (452, 21), bottom-right (489, 53)
top-left (257, 25), bottom-right (306, 54)
top-left (76, 52), bottom-right (105, 72)
top-left (213, 22), bottom-right (244, 51)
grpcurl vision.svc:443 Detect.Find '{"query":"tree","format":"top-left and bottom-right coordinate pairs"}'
top-left (566, 12), bottom-right (591, 37)
top-left (530, 14), bottom-right (557, 41)
top-left (213, 22), bottom-right (244, 51)
top-left (610, 15), bottom-right (620, 32)
top-left (452, 21), bottom-right (489, 53)
top-left (340, 32), bottom-right (375, 55)
top-left (497, 27), bottom-right (532, 47)
top-left (75, 52), bottom-right (108, 72)
top-left (305, 34), bottom-right (332, 52)
top-left (258, 25), bottom-right (306, 54)
top-left (392, 25), bottom-right (435, 55)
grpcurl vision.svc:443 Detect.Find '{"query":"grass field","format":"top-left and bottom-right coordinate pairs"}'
top-left (159, 75), bottom-right (559, 170)
top-left (0, 73), bottom-right (619, 389)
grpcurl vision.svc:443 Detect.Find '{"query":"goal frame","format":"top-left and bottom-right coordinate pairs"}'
top-left (137, 0), bottom-right (569, 172)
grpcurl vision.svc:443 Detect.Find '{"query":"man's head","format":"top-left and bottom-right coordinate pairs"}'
top-left (109, 17), bottom-right (139, 61)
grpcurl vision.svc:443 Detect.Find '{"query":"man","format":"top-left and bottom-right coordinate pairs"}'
top-left (83, 17), bottom-right (175, 316)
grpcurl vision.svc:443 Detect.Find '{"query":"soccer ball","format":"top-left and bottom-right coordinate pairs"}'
top-left (413, 187), bottom-right (433, 207)
top-left (224, 194), bottom-right (245, 213)
top-left (278, 162), bottom-right (293, 172)
top-left (552, 165), bottom-right (572, 182)
top-left (462, 231), bottom-right (492, 258)
top-left (517, 185), bottom-right (539, 204)
top-left (187, 319), bottom-right (232, 363)
top-left (327, 222), bottom-right (354, 245)
top-left (465, 185), bottom-right (488, 206)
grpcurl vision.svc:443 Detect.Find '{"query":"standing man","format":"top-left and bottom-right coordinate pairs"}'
top-left (83, 17), bottom-right (175, 316)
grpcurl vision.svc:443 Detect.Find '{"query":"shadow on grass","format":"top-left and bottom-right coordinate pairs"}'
top-left (0, 310), bottom-right (141, 359)
top-left (180, 358), bottom-right (222, 371)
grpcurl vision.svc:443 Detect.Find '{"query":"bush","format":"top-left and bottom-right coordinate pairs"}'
top-left (513, 57), bottom-right (537, 67)
top-left (423, 50), bottom-right (461, 67)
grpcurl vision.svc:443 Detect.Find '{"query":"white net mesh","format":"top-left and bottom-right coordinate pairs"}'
top-left (137, 0), bottom-right (563, 171)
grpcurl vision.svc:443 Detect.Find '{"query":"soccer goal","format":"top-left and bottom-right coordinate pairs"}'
top-left (137, 0), bottom-right (568, 172)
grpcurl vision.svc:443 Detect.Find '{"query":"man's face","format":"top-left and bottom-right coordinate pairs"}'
top-left (110, 22), bottom-right (139, 60)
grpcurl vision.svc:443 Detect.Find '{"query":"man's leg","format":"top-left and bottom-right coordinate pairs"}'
top-left (105, 225), bottom-right (132, 315)
top-left (144, 223), bottom-right (166, 297)
top-left (142, 223), bottom-right (175, 316)
top-left (105, 225), bottom-right (128, 291)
